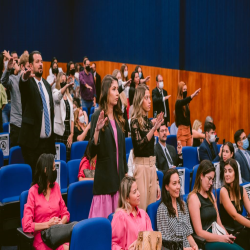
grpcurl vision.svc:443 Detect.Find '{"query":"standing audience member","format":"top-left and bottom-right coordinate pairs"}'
top-left (234, 129), bottom-right (250, 182)
top-left (199, 122), bottom-right (222, 162)
top-left (22, 154), bottom-right (70, 250)
top-left (135, 65), bottom-right (144, 80)
top-left (120, 64), bottom-right (130, 117)
top-left (175, 81), bottom-right (201, 146)
top-left (129, 71), bottom-right (140, 113)
top-left (74, 63), bottom-right (81, 82)
top-left (157, 169), bottom-right (198, 250)
top-left (152, 74), bottom-right (171, 126)
top-left (19, 51), bottom-right (56, 177)
top-left (130, 84), bottom-right (162, 210)
top-left (49, 57), bottom-right (63, 76)
top-left (111, 176), bottom-right (153, 250)
top-left (0, 53), bottom-right (7, 132)
top-left (1, 53), bottom-right (29, 147)
top-left (53, 72), bottom-right (74, 162)
top-left (192, 119), bottom-right (205, 147)
top-left (66, 61), bottom-right (79, 100)
top-left (220, 158), bottom-right (250, 250)
top-left (79, 59), bottom-right (96, 114)
top-left (46, 61), bottom-right (58, 90)
top-left (188, 160), bottom-right (242, 250)
top-left (91, 63), bottom-right (101, 104)
top-left (73, 108), bottom-right (90, 142)
top-left (88, 75), bottom-right (127, 218)
top-left (78, 141), bottom-right (96, 181)
top-left (155, 123), bottom-right (183, 173)
top-left (214, 142), bottom-right (242, 189)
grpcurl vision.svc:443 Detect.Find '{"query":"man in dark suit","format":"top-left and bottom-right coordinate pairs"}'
top-left (91, 63), bottom-right (101, 104)
top-left (154, 123), bottom-right (183, 173)
top-left (152, 74), bottom-right (171, 126)
top-left (234, 129), bottom-right (250, 182)
top-left (199, 122), bottom-right (222, 162)
top-left (19, 51), bottom-right (55, 177)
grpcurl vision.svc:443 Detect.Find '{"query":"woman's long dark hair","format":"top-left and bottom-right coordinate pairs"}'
top-left (50, 57), bottom-right (57, 68)
top-left (220, 142), bottom-right (235, 181)
top-left (135, 65), bottom-right (144, 79)
top-left (0, 53), bottom-right (4, 79)
top-left (99, 75), bottom-right (125, 132)
top-left (129, 71), bottom-right (138, 105)
top-left (67, 61), bottom-right (74, 76)
top-left (161, 168), bottom-right (185, 217)
top-left (224, 158), bottom-right (241, 211)
top-left (32, 154), bottom-right (55, 195)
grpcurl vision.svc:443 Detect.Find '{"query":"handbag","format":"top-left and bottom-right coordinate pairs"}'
top-left (83, 169), bottom-right (95, 178)
top-left (162, 239), bottom-right (183, 250)
top-left (208, 222), bottom-right (226, 235)
top-left (135, 231), bottom-right (162, 250)
top-left (41, 222), bottom-right (78, 249)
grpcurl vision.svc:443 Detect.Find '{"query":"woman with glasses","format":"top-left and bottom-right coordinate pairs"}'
top-left (188, 160), bottom-right (243, 250)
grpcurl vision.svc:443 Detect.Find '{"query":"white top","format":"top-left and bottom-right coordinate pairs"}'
top-left (49, 67), bottom-right (63, 76)
top-left (46, 74), bottom-right (56, 90)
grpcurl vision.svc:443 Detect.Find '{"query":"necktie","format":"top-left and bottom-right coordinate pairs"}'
top-left (165, 147), bottom-right (173, 165)
top-left (160, 90), bottom-right (167, 117)
top-left (38, 82), bottom-right (50, 136)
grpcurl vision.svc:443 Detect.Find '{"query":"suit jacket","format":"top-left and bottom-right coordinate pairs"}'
top-left (89, 109), bottom-right (128, 195)
top-left (52, 89), bottom-right (74, 136)
top-left (154, 143), bottom-right (183, 173)
top-left (199, 139), bottom-right (220, 162)
top-left (152, 87), bottom-right (170, 122)
top-left (94, 72), bottom-right (101, 103)
top-left (235, 150), bottom-right (250, 183)
top-left (18, 76), bottom-right (55, 153)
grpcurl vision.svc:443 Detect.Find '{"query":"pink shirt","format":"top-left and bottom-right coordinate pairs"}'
top-left (110, 120), bottom-right (119, 171)
top-left (78, 157), bottom-right (96, 179)
top-left (111, 208), bottom-right (153, 250)
top-left (22, 182), bottom-right (70, 250)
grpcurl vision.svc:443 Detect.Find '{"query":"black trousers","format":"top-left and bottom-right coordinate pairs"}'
top-left (21, 137), bottom-right (55, 179)
top-left (10, 123), bottom-right (20, 148)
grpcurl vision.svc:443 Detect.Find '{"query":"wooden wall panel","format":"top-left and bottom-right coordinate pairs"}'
top-left (42, 62), bottom-right (67, 80)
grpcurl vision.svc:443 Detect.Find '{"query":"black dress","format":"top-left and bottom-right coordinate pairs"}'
top-left (73, 126), bottom-right (90, 142)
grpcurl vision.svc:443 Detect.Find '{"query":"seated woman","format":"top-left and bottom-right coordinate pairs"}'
top-left (220, 158), bottom-right (250, 250)
top-left (78, 140), bottom-right (96, 181)
top-left (157, 168), bottom-right (198, 250)
top-left (188, 160), bottom-right (243, 250)
top-left (73, 108), bottom-right (90, 142)
top-left (22, 154), bottom-right (70, 250)
top-left (214, 142), bottom-right (242, 189)
top-left (111, 176), bottom-right (152, 250)
top-left (192, 119), bottom-right (205, 147)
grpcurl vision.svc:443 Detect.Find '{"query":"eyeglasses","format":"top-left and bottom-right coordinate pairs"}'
top-left (205, 176), bottom-right (214, 184)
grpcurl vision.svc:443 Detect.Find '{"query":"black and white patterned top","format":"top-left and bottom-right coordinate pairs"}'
top-left (157, 201), bottom-right (193, 248)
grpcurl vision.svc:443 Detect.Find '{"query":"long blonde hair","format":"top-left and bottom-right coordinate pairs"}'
top-left (131, 84), bottom-right (149, 129)
top-left (55, 72), bottom-right (72, 103)
top-left (117, 176), bottom-right (136, 211)
top-left (193, 119), bottom-right (202, 131)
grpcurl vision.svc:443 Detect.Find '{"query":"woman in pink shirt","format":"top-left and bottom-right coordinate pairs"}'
top-left (111, 176), bottom-right (153, 250)
top-left (22, 154), bottom-right (70, 250)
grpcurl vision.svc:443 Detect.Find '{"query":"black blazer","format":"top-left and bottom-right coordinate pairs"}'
top-left (95, 72), bottom-right (101, 103)
top-left (89, 109), bottom-right (128, 195)
top-left (154, 143), bottom-right (182, 172)
top-left (152, 87), bottom-right (170, 122)
top-left (18, 77), bottom-right (55, 153)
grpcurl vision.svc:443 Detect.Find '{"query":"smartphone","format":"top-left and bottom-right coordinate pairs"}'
top-left (215, 137), bottom-right (219, 143)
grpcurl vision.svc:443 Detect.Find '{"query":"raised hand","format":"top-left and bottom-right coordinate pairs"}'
top-left (144, 76), bottom-right (150, 82)
top-left (23, 69), bottom-right (35, 80)
top-left (154, 112), bottom-right (164, 130)
top-left (95, 110), bottom-right (108, 132)
top-left (7, 57), bottom-right (14, 70)
top-left (164, 95), bottom-right (171, 100)
top-left (124, 79), bottom-right (132, 87)
top-left (191, 88), bottom-right (201, 99)
top-left (3, 50), bottom-right (10, 60)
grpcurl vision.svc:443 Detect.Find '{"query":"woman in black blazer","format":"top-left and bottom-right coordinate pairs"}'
top-left (89, 74), bottom-right (128, 218)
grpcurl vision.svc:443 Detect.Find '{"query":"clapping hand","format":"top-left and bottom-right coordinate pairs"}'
top-left (177, 140), bottom-right (182, 155)
top-left (153, 112), bottom-right (164, 130)
top-left (7, 57), bottom-right (14, 70)
top-left (23, 69), bottom-right (35, 80)
top-left (95, 110), bottom-right (108, 132)
top-left (124, 79), bottom-right (132, 87)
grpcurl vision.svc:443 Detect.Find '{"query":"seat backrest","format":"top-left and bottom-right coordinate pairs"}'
top-left (89, 114), bottom-right (93, 122)
top-left (217, 144), bottom-right (222, 153)
top-left (3, 122), bottom-right (9, 133)
top-left (107, 212), bottom-right (114, 223)
top-left (191, 164), bottom-right (200, 190)
top-left (55, 142), bottom-right (67, 162)
top-left (146, 200), bottom-right (161, 231)
top-left (20, 190), bottom-right (29, 224)
top-left (0, 164), bottom-right (32, 203)
top-left (0, 149), bottom-right (3, 168)
top-left (216, 188), bottom-right (221, 212)
top-left (176, 167), bottom-right (191, 195)
top-left (125, 137), bottom-right (133, 154)
top-left (67, 159), bottom-right (81, 185)
top-left (55, 160), bottom-right (68, 190)
top-left (166, 135), bottom-right (177, 151)
top-left (126, 153), bottom-right (129, 163)
top-left (70, 141), bottom-right (88, 160)
top-left (240, 182), bottom-right (250, 216)
top-left (89, 107), bottom-right (95, 115)
top-left (67, 180), bottom-right (94, 221)
top-left (0, 132), bottom-right (10, 159)
top-left (70, 218), bottom-right (111, 250)
top-left (157, 171), bottom-right (164, 190)
top-left (82, 107), bottom-right (88, 115)
top-left (9, 146), bottom-right (25, 165)
top-left (154, 136), bottom-right (159, 144)
top-left (182, 147), bottom-right (199, 171)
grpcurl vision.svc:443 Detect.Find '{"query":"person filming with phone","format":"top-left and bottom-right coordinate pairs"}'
top-left (199, 122), bottom-right (222, 162)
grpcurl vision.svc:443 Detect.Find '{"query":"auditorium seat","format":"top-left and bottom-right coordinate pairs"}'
top-left (240, 182), bottom-right (250, 216)
top-left (0, 132), bottom-right (10, 160)
top-left (67, 159), bottom-right (81, 185)
top-left (3, 122), bottom-right (9, 133)
top-left (9, 146), bottom-right (25, 164)
top-left (217, 144), bottom-right (222, 152)
top-left (89, 106), bottom-right (95, 115)
top-left (146, 199), bottom-right (161, 231)
top-left (82, 107), bottom-right (88, 115)
top-left (55, 160), bottom-right (68, 204)
top-left (126, 153), bottom-right (129, 163)
top-left (176, 167), bottom-right (191, 196)
top-left (155, 136), bottom-right (159, 144)
top-left (70, 218), bottom-right (112, 250)
top-left (191, 164), bottom-right (200, 190)
top-left (0, 164), bottom-right (32, 247)
top-left (108, 212), bottom-right (114, 223)
top-left (0, 149), bottom-right (3, 168)
top-left (166, 135), bottom-right (177, 151)
top-left (125, 137), bottom-right (133, 155)
top-left (157, 171), bottom-right (164, 190)
top-left (67, 180), bottom-right (94, 222)
top-left (182, 147), bottom-right (199, 172)
top-left (55, 142), bottom-right (66, 162)
top-left (70, 141), bottom-right (88, 160)
top-left (89, 113), bottom-right (93, 122)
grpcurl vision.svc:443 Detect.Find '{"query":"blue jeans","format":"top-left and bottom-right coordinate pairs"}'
top-left (81, 99), bottom-right (93, 115)
top-left (2, 103), bottom-right (11, 124)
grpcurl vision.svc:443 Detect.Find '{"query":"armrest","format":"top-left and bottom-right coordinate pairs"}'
top-left (17, 227), bottom-right (34, 240)
top-left (224, 226), bottom-right (236, 235)
top-left (192, 233), bottom-right (206, 247)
